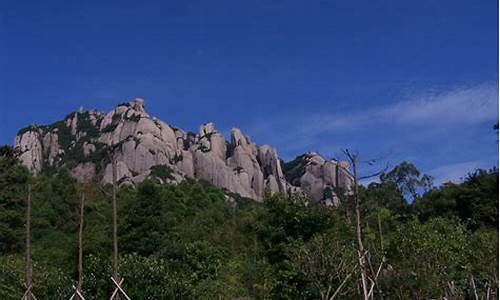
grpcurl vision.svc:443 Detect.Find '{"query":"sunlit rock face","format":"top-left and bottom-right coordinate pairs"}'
top-left (15, 129), bottom-right (43, 174)
top-left (14, 98), bottom-right (353, 203)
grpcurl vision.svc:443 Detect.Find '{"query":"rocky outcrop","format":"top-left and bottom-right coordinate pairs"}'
top-left (13, 98), bottom-right (353, 203)
top-left (71, 162), bottom-right (96, 183)
top-left (258, 145), bottom-right (287, 193)
top-left (282, 153), bottom-right (353, 205)
top-left (14, 129), bottom-right (44, 174)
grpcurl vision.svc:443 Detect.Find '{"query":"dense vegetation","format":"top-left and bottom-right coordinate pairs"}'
top-left (0, 145), bottom-right (497, 299)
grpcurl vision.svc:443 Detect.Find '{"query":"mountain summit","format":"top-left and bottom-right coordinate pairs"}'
top-left (14, 98), bottom-right (353, 203)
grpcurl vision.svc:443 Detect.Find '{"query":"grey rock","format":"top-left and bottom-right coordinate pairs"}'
top-left (42, 131), bottom-right (59, 166)
top-left (284, 152), bottom-right (353, 204)
top-left (102, 161), bottom-right (132, 184)
top-left (13, 99), bottom-right (353, 203)
top-left (71, 162), bottom-right (96, 183)
top-left (14, 130), bottom-right (43, 174)
top-left (70, 113), bottom-right (78, 135)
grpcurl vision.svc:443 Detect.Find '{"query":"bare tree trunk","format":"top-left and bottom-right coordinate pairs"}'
top-left (25, 184), bottom-right (32, 300)
top-left (348, 152), bottom-right (369, 300)
top-left (377, 212), bottom-right (383, 252)
top-left (321, 293), bottom-right (328, 300)
top-left (76, 191), bottom-right (85, 299)
top-left (470, 274), bottom-right (479, 300)
top-left (375, 212), bottom-right (385, 300)
top-left (112, 154), bottom-right (120, 300)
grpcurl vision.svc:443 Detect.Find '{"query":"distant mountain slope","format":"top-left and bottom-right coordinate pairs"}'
top-left (13, 98), bottom-right (352, 203)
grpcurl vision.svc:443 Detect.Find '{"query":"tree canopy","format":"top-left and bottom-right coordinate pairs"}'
top-left (0, 147), bottom-right (497, 299)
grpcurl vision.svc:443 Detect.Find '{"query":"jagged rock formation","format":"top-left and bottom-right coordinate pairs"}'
top-left (282, 153), bottom-right (352, 206)
top-left (13, 98), bottom-right (353, 203)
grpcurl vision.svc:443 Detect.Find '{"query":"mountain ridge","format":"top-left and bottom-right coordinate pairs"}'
top-left (13, 98), bottom-right (353, 203)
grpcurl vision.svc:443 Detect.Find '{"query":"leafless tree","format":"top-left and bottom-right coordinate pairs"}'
top-left (342, 149), bottom-right (389, 300)
top-left (108, 149), bottom-right (130, 300)
top-left (76, 191), bottom-right (85, 299)
top-left (112, 154), bottom-right (119, 289)
top-left (22, 184), bottom-right (34, 300)
top-left (344, 150), bottom-right (369, 300)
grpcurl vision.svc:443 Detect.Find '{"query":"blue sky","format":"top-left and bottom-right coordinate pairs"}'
top-left (0, 0), bottom-right (498, 184)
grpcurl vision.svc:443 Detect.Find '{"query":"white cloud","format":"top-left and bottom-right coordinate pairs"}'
top-left (359, 176), bottom-right (380, 186)
top-left (298, 82), bottom-right (499, 136)
top-left (426, 160), bottom-right (491, 184)
top-left (242, 81), bottom-right (498, 161)
top-left (390, 82), bottom-right (498, 126)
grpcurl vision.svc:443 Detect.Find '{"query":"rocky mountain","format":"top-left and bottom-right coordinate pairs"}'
top-left (13, 98), bottom-right (353, 204)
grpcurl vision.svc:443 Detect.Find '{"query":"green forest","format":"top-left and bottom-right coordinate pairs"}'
top-left (0, 145), bottom-right (497, 299)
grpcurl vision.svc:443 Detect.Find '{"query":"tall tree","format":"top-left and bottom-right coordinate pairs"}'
top-left (380, 161), bottom-right (433, 201)
top-left (24, 184), bottom-right (33, 300)
top-left (76, 191), bottom-right (85, 299)
top-left (343, 150), bottom-right (369, 300)
top-left (110, 151), bottom-right (122, 300)
top-left (0, 145), bottom-right (30, 252)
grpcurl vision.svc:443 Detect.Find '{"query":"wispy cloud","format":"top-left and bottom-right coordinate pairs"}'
top-left (241, 81), bottom-right (498, 167)
top-left (299, 82), bottom-right (498, 136)
top-left (359, 176), bottom-right (380, 186)
top-left (427, 159), bottom-right (494, 184)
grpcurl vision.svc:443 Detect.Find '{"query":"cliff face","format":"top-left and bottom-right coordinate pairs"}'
top-left (13, 98), bottom-right (353, 203)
